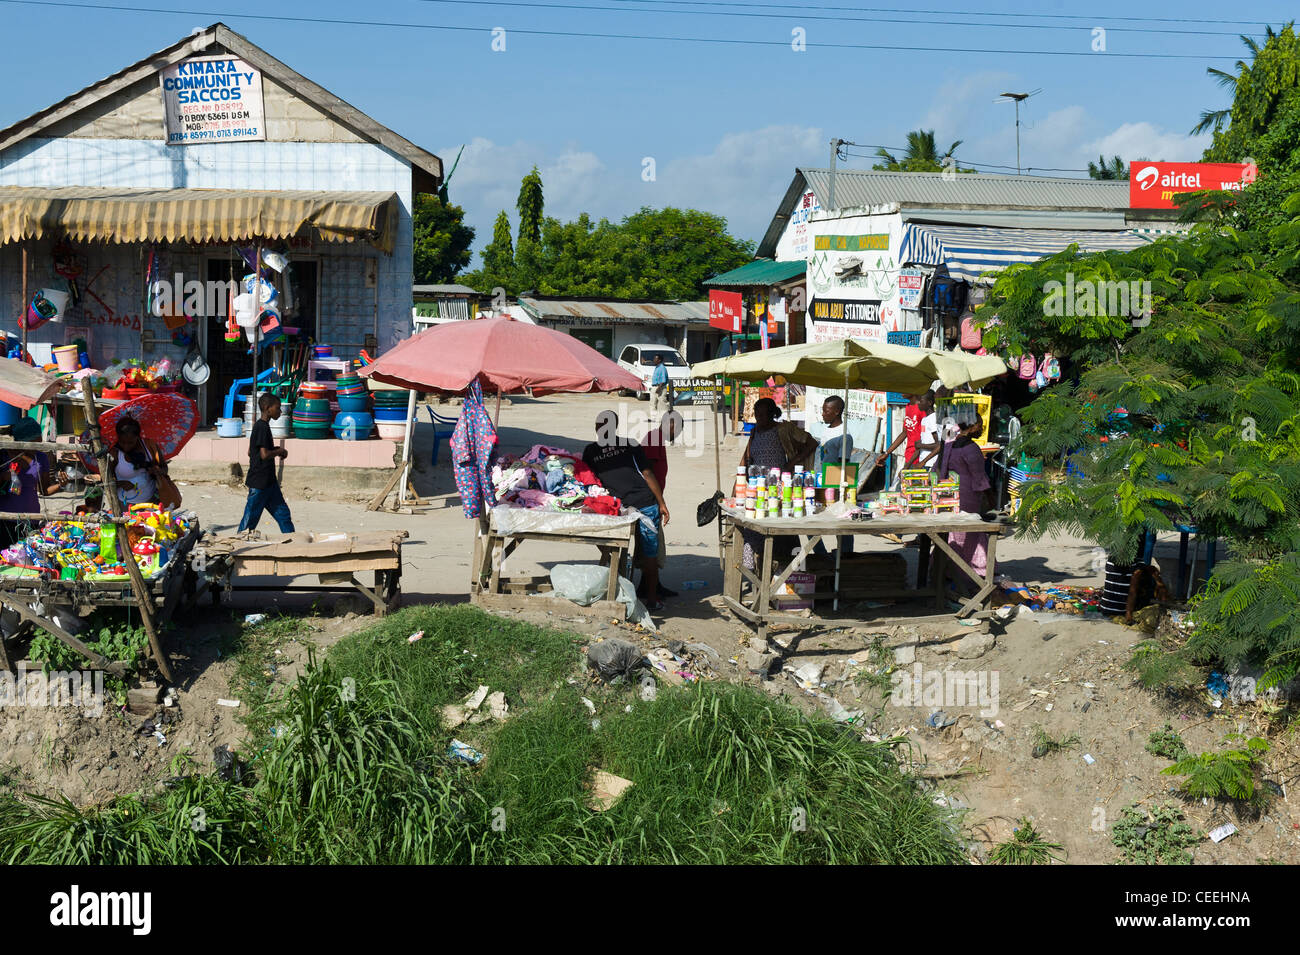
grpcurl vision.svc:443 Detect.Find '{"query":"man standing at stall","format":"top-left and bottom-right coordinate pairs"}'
top-left (583, 411), bottom-right (671, 612)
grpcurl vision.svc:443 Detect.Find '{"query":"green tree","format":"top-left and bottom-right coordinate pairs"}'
top-left (1201, 24), bottom-right (1300, 160)
top-left (517, 166), bottom-right (545, 246)
top-left (1087, 155), bottom-right (1128, 180)
top-left (411, 192), bottom-right (475, 284)
top-left (874, 130), bottom-right (975, 173)
top-left (462, 210), bottom-right (516, 295)
top-left (1192, 25), bottom-right (1289, 137)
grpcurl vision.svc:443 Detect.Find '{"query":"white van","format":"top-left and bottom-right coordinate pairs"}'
top-left (617, 344), bottom-right (691, 400)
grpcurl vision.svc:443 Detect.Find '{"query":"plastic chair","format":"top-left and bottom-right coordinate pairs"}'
top-left (223, 367), bottom-right (279, 419)
top-left (426, 405), bottom-right (457, 465)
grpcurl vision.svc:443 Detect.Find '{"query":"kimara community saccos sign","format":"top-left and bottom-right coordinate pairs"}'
top-left (160, 54), bottom-right (265, 146)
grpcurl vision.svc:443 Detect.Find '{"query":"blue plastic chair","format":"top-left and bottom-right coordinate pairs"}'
top-left (223, 367), bottom-right (279, 419)
top-left (426, 405), bottom-right (457, 465)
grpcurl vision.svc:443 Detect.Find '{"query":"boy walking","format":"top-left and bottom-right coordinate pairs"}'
top-left (239, 393), bottom-right (295, 534)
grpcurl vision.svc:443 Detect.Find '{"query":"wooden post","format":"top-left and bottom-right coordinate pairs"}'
top-left (81, 378), bottom-right (173, 683)
top-left (20, 246), bottom-right (27, 362)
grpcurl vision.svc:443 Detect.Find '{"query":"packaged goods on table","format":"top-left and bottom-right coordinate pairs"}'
top-left (0, 505), bottom-right (193, 581)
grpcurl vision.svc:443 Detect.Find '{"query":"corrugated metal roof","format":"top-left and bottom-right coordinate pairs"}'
top-left (412, 284), bottom-right (479, 296)
top-left (758, 168), bottom-right (1139, 257)
top-left (705, 258), bottom-right (807, 288)
top-left (518, 296), bottom-right (710, 325)
top-left (803, 168), bottom-right (1129, 210)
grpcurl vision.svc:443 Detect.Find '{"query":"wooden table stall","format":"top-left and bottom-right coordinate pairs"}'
top-left (721, 505), bottom-right (1010, 641)
top-left (199, 530), bottom-right (407, 616)
top-left (471, 505), bottom-right (637, 619)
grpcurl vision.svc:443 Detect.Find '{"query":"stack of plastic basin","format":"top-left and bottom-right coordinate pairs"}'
top-left (372, 390), bottom-right (412, 440)
top-left (293, 398), bottom-right (332, 439)
top-left (335, 374), bottom-right (369, 412)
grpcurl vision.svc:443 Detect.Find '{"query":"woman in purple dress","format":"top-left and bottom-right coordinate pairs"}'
top-left (0, 418), bottom-right (67, 547)
top-left (938, 414), bottom-right (992, 587)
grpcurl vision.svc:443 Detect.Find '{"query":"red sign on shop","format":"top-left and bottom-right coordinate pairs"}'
top-left (709, 289), bottom-right (743, 333)
top-left (1129, 161), bottom-right (1255, 209)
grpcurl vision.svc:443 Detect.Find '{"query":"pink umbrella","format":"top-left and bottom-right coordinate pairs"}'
top-left (359, 317), bottom-right (644, 396)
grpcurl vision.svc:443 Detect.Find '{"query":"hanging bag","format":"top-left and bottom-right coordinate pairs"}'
top-left (959, 313), bottom-right (982, 350)
top-left (1017, 353), bottom-right (1037, 380)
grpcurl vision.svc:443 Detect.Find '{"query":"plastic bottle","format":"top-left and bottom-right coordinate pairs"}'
top-left (7, 464), bottom-right (20, 497)
top-left (781, 471), bottom-right (794, 504)
top-left (733, 465), bottom-right (746, 501)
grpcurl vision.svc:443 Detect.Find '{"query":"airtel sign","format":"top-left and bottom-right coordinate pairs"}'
top-left (1129, 161), bottom-right (1256, 209)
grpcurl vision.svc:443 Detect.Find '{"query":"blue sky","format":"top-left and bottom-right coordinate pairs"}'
top-left (0, 0), bottom-right (1293, 264)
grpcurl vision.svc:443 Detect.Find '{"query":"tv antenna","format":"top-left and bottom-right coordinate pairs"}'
top-left (996, 89), bottom-right (1042, 175)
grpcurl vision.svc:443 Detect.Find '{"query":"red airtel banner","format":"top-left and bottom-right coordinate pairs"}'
top-left (709, 289), bottom-right (743, 333)
top-left (1129, 161), bottom-right (1256, 209)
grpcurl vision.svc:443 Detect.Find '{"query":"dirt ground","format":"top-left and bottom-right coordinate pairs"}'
top-left (1, 392), bottom-right (1297, 864)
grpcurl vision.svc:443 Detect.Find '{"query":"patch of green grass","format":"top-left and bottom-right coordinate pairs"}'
top-left (989, 817), bottom-right (1065, 865)
top-left (223, 613), bottom-right (311, 741)
top-left (1145, 724), bottom-right (1190, 761)
top-left (28, 611), bottom-right (151, 701)
top-left (1031, 727), bottom-right (1080, 758)
top-left (0, 604), bottom-right (966, 865)
top-left (1162, 735), bottom-right (1271, 810)
top-left (1112, 803), bottom-right (1200, 865)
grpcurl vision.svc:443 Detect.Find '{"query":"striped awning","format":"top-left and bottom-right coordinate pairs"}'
top-left (0, 187), bottom-right (399, 253)
top-left (899, 223), bottom-right (1164, 283)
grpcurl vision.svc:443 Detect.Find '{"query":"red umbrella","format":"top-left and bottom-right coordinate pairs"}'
top-left (359, 317), bottom-right (644, 396)
top-left (78, 391), bottom-right (199, 473)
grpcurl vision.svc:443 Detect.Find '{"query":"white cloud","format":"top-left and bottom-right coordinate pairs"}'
top-left (1082, 122), bottom-right (1210, 164)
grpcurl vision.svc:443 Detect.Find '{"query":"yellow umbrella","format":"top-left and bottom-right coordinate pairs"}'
top-left (690, 338), bottom-right (1007, 393)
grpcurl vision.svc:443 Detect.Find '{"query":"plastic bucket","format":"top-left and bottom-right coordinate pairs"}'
top-left (0, 402), bottom-right (20, 429)
top-left (337, 394), bottom-right (370, 412)
top-left (332, 411), bottom-right (373, 440)
top-left (216, 417), bottom-right (243, 438)
top-left (376, 422), bottom-right (408, 440)
top-left (53, 344), bottom-right (80, 373)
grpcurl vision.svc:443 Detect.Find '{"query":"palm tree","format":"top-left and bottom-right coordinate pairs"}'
top-left (1191, 26), bottom-right (1280, 135)
top-left (874, 129), bottom-right (963, 171)
top-left (1088, 155), bottom-right (1128, 180)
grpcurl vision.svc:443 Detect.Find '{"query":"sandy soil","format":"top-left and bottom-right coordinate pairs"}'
top-left (1, 393), bottom-right (1296, 864)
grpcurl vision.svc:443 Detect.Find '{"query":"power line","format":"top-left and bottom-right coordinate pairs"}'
top-left (600, 0), bottom-right (1281, 29)
top-left (0, 0), bottom-right (1249, 58)
top-left (416, 0), bottom-right (1278, 37)
top-left (839, 146), bottom-right (1096, 175)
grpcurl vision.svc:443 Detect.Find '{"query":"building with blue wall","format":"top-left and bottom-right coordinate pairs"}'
top-left (0, 22), bottom-right (442, 422)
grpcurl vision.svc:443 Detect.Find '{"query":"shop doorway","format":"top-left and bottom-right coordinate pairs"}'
top-left (203, 257), bottom-right (318, 421)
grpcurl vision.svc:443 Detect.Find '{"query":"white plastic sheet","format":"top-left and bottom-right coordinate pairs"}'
top-left (489, 504), bottom-right (637, 537)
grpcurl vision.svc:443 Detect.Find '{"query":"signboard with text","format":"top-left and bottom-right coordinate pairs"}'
top-left (1129, 161), bottom-right (1254, 209)
top-left (898, 269), bottom-right (924, 310)
top-left (161, 55), bottom-right (266, 146)
top-left (708, 289), bottom-right (743, 332)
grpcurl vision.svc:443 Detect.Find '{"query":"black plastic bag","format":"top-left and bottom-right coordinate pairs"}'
top-left (213, 744), bottom-right (248, 784)
top-left (696, 491), bottom-right (724, 527)
top-left (587, 638), bottom-right (646, 682)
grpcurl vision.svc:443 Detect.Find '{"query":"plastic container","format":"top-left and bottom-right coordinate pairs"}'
top-left (336, 394), bottom-right (370, 412)
top-left (53, 345), bottom-right (80, 373)
top-left (373, 407), bottom-right (409, 422)
top-left (375, 422), bottom-right (407, 440)
top-left (216, 417), bottom-right (243, 438)
top-left (332, 411), bottom-right (373, 440)
top-left (0, 402), bottom-right (19, 429)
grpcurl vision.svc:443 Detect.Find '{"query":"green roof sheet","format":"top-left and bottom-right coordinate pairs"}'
top-left (704, 259), bottom-right (806, 288)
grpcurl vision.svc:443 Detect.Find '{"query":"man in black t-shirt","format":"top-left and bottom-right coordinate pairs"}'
top-left (582, 410), bottom-right (670, 611)
top-left (238, 393), bottom-right (295, 534)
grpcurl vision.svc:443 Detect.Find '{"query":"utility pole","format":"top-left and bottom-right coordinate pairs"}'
top-left (828, 138), bottom-right (844, 209)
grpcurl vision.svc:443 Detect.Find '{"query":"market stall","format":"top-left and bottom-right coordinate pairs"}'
top-left (0, 381), bottom-right (196, 680)
top-left (360, 317), bottom-right (650, 614)
top-left (692, 338), bottom-right (1010, 639)
top-left (720, 504), bottom-right (1008, 640)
